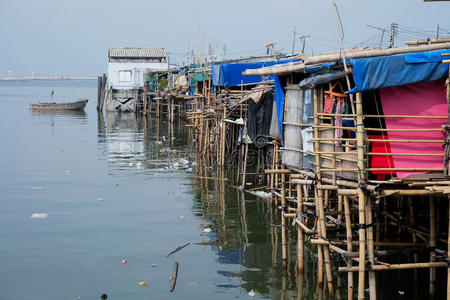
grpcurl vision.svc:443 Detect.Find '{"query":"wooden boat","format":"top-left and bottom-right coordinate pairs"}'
top-left (31, 98), bottom-right (88, 111)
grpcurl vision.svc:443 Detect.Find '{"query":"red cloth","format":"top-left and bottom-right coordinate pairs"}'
top-left (379, 80), bottom-right (447, 178)
top-left (369, 135), bottom-right (396, 180)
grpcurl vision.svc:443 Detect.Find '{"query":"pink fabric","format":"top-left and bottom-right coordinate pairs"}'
top-left (379, 79), bottom-right (447, 178)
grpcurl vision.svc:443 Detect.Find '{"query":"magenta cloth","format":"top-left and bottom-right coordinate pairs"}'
top-left (379, 79), bottom-right (447, 178)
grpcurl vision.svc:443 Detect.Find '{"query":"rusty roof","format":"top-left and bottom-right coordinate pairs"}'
top-left (108, 48), bottom-right (166, 59)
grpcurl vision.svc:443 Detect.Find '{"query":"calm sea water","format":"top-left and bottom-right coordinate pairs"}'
top-left (0, 80), bottom-right (441, 300)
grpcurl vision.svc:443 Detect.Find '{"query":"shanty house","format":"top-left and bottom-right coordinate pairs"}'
top-left (107, 47), bottom-right (167, 90)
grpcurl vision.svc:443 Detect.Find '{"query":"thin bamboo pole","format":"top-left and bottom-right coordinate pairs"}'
top-left (366, 197), bottom-right (376, 300)
top-left (317, 113), bottom-right (448, 119)
top-left (242, 43), bottom-right (450, 76)
top-left (343, 195), bottom-right (353, 300)
top-left (313, 87), bottom-right (324, 289)
top-left (220, 106), bottom-right (226, 167)
top-left (316, 188), bottom-right (334, 295)
top-left (296, 184), bottom-right (304, 273)
top-left (447, 195), bottom-right (450, 300)
top-left (339, 262), bottom-right (447, 272)
top-left (356, 92), bottom-right (367, 300)
top-left (430, 196), bottom-right (436, 297)
top-left (281, 172), bottom-right (287, 268)
top-left (408, 196), bottom-right (419, 281)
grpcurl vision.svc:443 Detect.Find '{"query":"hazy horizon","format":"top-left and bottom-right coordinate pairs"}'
top-left (1, 0), bottom-right (449, 77)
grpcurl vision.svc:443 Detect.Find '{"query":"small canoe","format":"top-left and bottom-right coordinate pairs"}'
top-left (31, 98), bottom-right (88, 111)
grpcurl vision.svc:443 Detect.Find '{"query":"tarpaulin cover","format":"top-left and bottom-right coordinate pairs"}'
top-left (379, 79), bottom-right (447, 178)
top-left (273, 74), bottom-right (285, 144)
top-left (369, 135), bottom-right (395, 180)
top-left (349, 50), bottom-right (450, 93)
top-left (212, 59), bottom-right (301, 87)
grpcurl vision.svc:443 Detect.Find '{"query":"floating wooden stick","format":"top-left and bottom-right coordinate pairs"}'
top-left (170, 261), bottom-right (179, 292)
top-left (166, 243), bottom-right (190, 257)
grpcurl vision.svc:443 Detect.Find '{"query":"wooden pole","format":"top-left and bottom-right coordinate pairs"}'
top-left (429, 196), bottom-right (436, 297)
top-left (447, 195), bottom-right (450, 300)
top-left (408, 196), bottom-right (419, 281)
top-left (242, 43), bottom-right (450, 76)
top-left (366, 197), bottom-right (376, 300)
top-left (281, 171), bottom-right (287, 268)
top-left (343, 195), bottom-right (353, 300)
top-left (339, 262), bottom-right (447, 272)
top-left (356, 92), bottom-right (367, 300)
top-left (97, 76), bottom-right (102, 111)
top-left (317, 187), bottom-right (335, 296)
top-left (221, 106), bottom-right (226, 167)
top-left (296, 184), bottom-right (304, 273)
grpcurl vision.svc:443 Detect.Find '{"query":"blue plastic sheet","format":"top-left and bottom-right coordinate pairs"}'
top-left (349, 50), bottom-right (450, 93)
top-left (272, 74), bottom-right (285, 144)
top-left (212, 59), bottom-right (301, 87)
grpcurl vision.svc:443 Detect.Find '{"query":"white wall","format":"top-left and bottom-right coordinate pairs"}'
top-left (107, 62), bottom-right (168, 90)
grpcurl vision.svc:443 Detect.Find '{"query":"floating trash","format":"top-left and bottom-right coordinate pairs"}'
top-left (138, 281), bottom-right (147, 286)
top-left (179, 216), bottom-right (185, 219)
top-left (166, 243), bottom-right (191, 257)
top-left (398, 290), bottom-right (405, 295)
top-left (254, 191), bottom-right (272, 199)
top-left (247, 267), bottom-right (262, 272)
top-left (248, 290), bottom-right (255, 297)
top-left (151, 263), bottom-right (158, 268)
top-left (98, 198), bottom-right (104, 201)
top-left (64, 170), bottom-right (72, 174)
top-left (202, 228), bottom-right (212, 233)
top-left (121, 259), bottom-right (127, 264)
top-left (30, 187), bottom-right (43, 190)
top-left (31, 213), bottom-right (48, 219)
top-left (101, 294), bottom-right (107, 299)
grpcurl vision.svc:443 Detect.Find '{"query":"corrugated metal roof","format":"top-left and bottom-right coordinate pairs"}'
top-left (109, 48), bottom-right (166, 59)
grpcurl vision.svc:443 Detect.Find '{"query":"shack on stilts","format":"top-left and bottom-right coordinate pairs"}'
top-left (240, 42), bottom-right (450, 299)
top-left (99, 39), bottom-right (450, 300)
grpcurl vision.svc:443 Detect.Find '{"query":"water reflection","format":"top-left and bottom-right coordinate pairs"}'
top-left (189, 161), bottom-right (346, 299)
top-left (97, 112), bottom-right (193, 176)
top-left (94, 111), bottom-right (340, 299)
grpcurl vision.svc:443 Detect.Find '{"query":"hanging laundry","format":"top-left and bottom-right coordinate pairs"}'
top-left (334, 99), bottom-right (344, 146)
top-left (323, 94), bottom-right (335, 114)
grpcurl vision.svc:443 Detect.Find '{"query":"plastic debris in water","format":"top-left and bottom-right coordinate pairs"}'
top-left (121, 259), bottom-right (127, 264)
top-left (398, 290), bottom-right (405, 295)
top-left (138, 281), bottom-right (147, 286)
top-left (151, 263), bottom-right (158, 268)
top-left (179, 216), bottom-right (185, 219)
top-left (203, 228), bottom-right (212, 233)
top-left (247, 267), bottom-right (262, 272)
top-left (31, 186), bottom-right (43, 190)
top-left (64, 170), bottom-right (72, 174)
top-left (101, 294), bottom-right (107, 299)
top-left (98, 198), bottom-right (104, 201)
top-left (248, 290), bottom-right (255, 297)
top-left (31, 213), bottom-right (48, 219)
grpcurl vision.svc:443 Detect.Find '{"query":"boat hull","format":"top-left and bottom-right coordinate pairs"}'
top-left (31, 99), bottom-right (88, 111)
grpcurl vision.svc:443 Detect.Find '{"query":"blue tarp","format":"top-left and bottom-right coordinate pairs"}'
top-left (272, 74), bottom-right (285, 143)
top-left (348, 50), bottom-right (450, 93)
top-left (212, 59), bottom-right (301, 87)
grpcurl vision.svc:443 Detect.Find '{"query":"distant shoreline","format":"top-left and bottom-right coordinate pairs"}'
top-left (0, 76), bottom-right (97, 81)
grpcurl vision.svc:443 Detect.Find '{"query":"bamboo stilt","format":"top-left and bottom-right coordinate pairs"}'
top-left (366, 197), bottom-right (376, 300)
top-left (281, 172), bottom-right (287, 268)
top-left (297, 184), bottom-right (304, 273)
top-left (317, 188), bottom-right (334, 296)
top-left (447, 195), bottom-right (450, 300)
top-left (343, 195), bottom-right (353, 300)
top-left (356, 92), bottom-right (367, 300)
top-left (430, 196), bottom-right (436, 297)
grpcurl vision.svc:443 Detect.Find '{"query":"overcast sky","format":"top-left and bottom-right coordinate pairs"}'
top-left (0, 0), bottom-right (448, 76)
